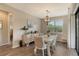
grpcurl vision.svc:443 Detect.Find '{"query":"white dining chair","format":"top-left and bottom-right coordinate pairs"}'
top-left (34, 36), bottom-right (47, 56)
top-left (51, 35), bottom-right (57, 50)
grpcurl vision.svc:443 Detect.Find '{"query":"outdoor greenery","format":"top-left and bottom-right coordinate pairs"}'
top-left (48, 23), bottom-right (63, 32)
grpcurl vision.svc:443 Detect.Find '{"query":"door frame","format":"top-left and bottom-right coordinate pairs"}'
top-left (75, 6), bottom-right (79, 55)
top-left (8, 13), bottom-right (13, 46)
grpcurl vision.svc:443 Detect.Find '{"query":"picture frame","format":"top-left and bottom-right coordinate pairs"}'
top-left (0, 20), bottom-right (2, 29)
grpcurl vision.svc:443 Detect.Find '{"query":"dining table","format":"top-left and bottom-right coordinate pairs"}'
top-left (42, 35), bottom-right (57, 56)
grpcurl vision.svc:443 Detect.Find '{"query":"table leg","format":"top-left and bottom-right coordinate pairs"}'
top-left (47, 42), bottom-right (51, 56)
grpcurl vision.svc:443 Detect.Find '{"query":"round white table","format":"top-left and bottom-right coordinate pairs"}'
top-left (42, 35), bottom-right (56, 56)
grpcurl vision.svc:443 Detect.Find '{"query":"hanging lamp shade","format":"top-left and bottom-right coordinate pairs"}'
top-left (44, 10), bottom-right (50, 22)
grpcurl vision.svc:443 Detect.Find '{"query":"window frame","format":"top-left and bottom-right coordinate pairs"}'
top-left (48, 19), bottom-right (63, 33)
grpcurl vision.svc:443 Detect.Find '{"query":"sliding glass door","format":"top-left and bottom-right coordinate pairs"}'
top-left (75, 7), bottom-right (79, 55)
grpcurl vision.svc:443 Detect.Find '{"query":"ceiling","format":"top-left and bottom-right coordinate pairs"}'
top-left (7, 3), bottom-right (72, 18)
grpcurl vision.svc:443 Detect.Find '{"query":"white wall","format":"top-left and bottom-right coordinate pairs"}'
top-left (67, 14), bottom-right (75, 48)
top-left (0, 4), bottom-right (40, 48)
top-left (50, 16), bottom-right (69, 41)
top-left (71, 15), bottom-right (75, 48)
top-left (0, 11), bottom-right (9, 46)
top-left (67, 17), bottom-right (71, 48)
top-left (68, 3), bottom-right (79, 48)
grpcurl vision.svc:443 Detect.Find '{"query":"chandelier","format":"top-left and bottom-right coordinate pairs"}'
top-left (44, 10), bottom-right (50, 22)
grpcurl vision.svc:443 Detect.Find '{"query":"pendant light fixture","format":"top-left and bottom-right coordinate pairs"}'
top-left (44, 10), bottom-right (50, 22)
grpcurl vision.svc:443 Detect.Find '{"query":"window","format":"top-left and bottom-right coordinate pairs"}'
top-left (48, 19), bottom-right (63, 32)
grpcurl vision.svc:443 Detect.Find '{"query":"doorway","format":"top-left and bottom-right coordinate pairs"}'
top-left (10, 29), bottom-right (13, 45)
top-left (8, 13), bottom-right (13, 47)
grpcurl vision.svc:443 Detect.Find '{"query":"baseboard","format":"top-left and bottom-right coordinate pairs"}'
top-left (0, 42), bottom-right (19, 48)
top-left (12, 44), bottom-right (19, 48)
top-left (0, 43), bottom-right (9, 46)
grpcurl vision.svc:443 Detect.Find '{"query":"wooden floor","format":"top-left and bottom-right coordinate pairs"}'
top-left (0, 42), bottom-right (78, 56)
top-left (52, 42), bottom-right (77, 56)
